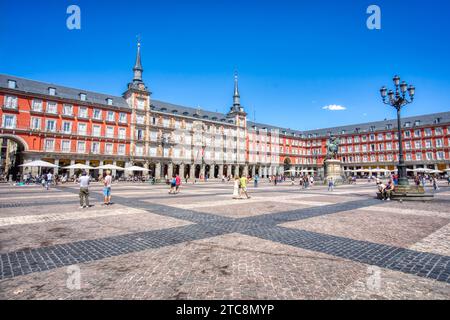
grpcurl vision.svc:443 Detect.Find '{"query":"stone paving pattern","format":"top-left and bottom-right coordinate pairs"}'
top-left (0, 180), bottom-right (449, 299)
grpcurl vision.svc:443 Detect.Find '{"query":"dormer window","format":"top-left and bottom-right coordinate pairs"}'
top-left (203, 115), bottom-right (208, 119)
top-left (404, 122), bottom-right (411, 128)
top-left (341, 130), bottom-right (346, 135)
top-left (172, 110), bottom-right (178, 114)
top-left (212, 117), bottom-right (217, 121)
top-left (386, 124), bottom-right (392, 130)
top-left (414, 120), bottom-right (420, 126)
top-left (7, 80), bottom-right (16, 89)
top-left (80, 93), bottom-right (87, 101)
top-left (183, 112), bottom-right (189, 116)
top-left (106, 98), bottom-right (113, 106)
top-left (434, 118), bottom-right (441, 124)
top-left (49, 87), bottom-right (56, 96)
top-left (160, 107), bottom-right (167, 112)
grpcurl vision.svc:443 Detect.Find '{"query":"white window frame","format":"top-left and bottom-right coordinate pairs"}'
top-left (2, 114), bottom-right (17, 128)
top-left (46, 101), bottom-right (58, 114)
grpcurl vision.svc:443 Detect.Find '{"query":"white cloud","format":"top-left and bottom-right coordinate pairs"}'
top-left (322, 104), bottom-right (346, 111)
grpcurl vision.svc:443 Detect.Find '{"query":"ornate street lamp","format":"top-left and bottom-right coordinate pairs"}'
top-left (380, 75), bottom-right (415, 186)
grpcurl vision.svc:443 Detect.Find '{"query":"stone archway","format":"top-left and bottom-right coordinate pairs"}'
top-left (284, 157), bottom-right (292, 175)
top-left (0, 134), bottom-right (29, 180)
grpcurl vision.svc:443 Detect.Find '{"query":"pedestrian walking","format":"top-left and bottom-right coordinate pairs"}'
top-left (233, 176), bottom-right (240, 199)
top-left (175, 174), bottom-right (181, 194)
top-left (169, 175), bottom-right (176, 194)
top-left (103, 170), bottom-right (112, 205)
top-left (239, 175), bottom-right (251, 199)
top-left (328, 177), bottom-right (335, 192)
top-left (254, 174), bottom-right (259, 188)
top-left (79, 171), bottom-right (90, 209)
top-left (46, 171), bottom-right (53, 190)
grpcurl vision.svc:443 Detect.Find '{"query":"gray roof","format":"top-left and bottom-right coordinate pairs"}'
top-left (151, 99), bottom-right (235, 124)
top-left (2, 73), bottom-right (448, 134)
top-left (0, 74), bottom-right (129, 109)
top-left (249, 111), bottom-right (450, 138)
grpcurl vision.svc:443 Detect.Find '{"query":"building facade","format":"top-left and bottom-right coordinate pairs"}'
top-left (1, 43), bottom-right (449, 179)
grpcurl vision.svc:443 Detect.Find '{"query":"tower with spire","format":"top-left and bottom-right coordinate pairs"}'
top-left (126, 40), bottom-right (149, 93)
top-left (227, 71), bottom-right (247, 121)
top-left (124, 40), bottom-right (151, 166)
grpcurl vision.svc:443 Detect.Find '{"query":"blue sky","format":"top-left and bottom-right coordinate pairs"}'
top-left (0, 0), bottom-right (449, 130)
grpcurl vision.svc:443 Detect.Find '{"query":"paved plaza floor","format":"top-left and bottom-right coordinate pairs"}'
top-left (0, 180), bottom-right (449, 300)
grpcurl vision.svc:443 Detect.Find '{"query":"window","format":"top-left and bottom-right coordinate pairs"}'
top-left (2, 115), bottom-right (16, 128)
top-left (387, 154), bottom-right (394, 161)
top-left (48, 88), bottom-right (56, 96)
top-left (386, 133), bottom-right (392, 140)
top-left (436, 151), bottom-right (445, 160)
top-left (426, 152), bottom-right (433, 160)
top-left (404, 122), bottom-right (411, 128)
top-left (406, 153), bottom-right (412, 161)
top-left (80, 93), bottom-right (87, 101)
top-left (404, 131), bottom-right (411, 138)
top-left (414, 129), bottom-right (421, 138)
top-left (135, 145), bottom-right (144, 156)
top-left (379, 154), bottom-right (385, 162)
top-left (78, 123), bottom-right (87, 135)
top-left (119, 113), bottom-right (127, 123)
top-left (32, 99), bottom-right (43, 112)
top-left (107, 111), bottom-right (115, 122)
top-left (62, 121), bottom-right (72, 134)
top-left (362, 136), bottom-right (367, 142)
top-left (354, 136), bottom-right (360, 143)
top-left (118, 128), bottom-right (126, 139)
top-left (150, 131), bottom-right (157, 141)
top-left (425, 140), bottom-right (432, 148)
top-left (136, 98), bottom-right (145, 110)
top-left (377, 134), bottom-right (383, 141)
top-left (63, 104), bottom-right (73, 116)
top-left (415, 141), bottom-right (421, 149)
top-left (405, 141), bottom-right (411, 150)
top-left (46, 101), bottom-right (57, 114)
top-left (347, 137), bottom-right (352, 144)
top-left (370, 134), bottom-right (375, 141)
top-left (370, 155), bottom-right (376, 162)
top-left (91, 142), bottom-right (100, 154)
top-left (386, 142), bottom-right (392, 151)
top-left (414, 120), bottom-right (420, 126)
top-left (106, 98), bottom-right (113, 106)
top-left (435, 127), bottom-right (443, 135)
top-left (106, 126), bottom-right (114, 138)
top-left (4, 95), bottom-right (18, 109)
top-left (93, 109), bottom-right (102, 120)
top-left (118, 144), bottom-right (125, 155)
top-left (61, 140), bottom-right (71, 153)
top-left (78, 107), bottom-right (88, 118)
top-left (425, 128), bottom-right (432, 137)
top-left (362, 145), bottom-right (368, 152)
top-left (44, 139), bottom-right (55, 151)
top-left (436, 139), bottom-right (443, 148)
top-left (45, 119), bottom-right (56, 132)
top-left (136, 114), bottom-right (145, 124)
top-left (8, 80), bottom-right (16, 89)
top-left (105, 143), bottom-right (113, 155)
top-left (30, 117), bottom-right (41, 130)
top-left (92, 125), bottom-right (101, 137)
top-left (77, 141), bottom-right (86, 153)
top-left (415, 153), bottom-right (422, 161)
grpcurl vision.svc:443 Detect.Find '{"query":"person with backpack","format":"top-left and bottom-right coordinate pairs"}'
top-left (169, 175), bottom-right (177, 194)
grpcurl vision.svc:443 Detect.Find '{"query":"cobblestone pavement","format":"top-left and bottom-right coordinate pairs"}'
top-left (0, 180), bottom-right (449, 300)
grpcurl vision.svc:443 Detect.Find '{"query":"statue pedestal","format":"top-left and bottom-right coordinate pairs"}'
top-left (324, 159), bottom-right (344, 184)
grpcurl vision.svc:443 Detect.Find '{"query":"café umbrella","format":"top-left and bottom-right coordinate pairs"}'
top-left (62, 163), bottom-right (94, 170)
top-left (124, 166), bottom-right (149, 172)
top-left (19, 160), bottom-right (59, 176)
top-left (96, 164), bottom-right (125, 171)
